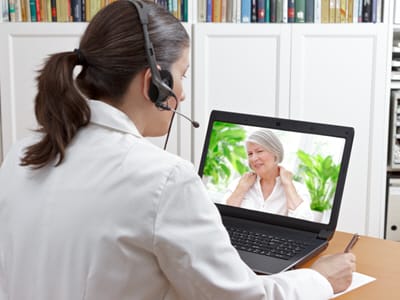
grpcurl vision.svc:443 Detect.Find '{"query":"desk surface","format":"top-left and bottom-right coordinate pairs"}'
top-left (300, 231), bottom-right (400, 299)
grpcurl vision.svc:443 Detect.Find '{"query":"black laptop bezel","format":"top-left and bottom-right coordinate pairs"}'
top-left (198, 110), bottom-right (354, 240)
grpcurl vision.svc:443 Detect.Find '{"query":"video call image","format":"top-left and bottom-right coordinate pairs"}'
top-left (201, 121), bottom-right (346, 224)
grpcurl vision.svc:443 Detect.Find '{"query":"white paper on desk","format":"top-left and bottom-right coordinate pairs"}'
top-left (330, 272), bottom-right (376, 298)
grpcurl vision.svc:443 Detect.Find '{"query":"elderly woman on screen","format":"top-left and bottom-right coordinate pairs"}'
top-left (225, 129), bottom-right (314, 221)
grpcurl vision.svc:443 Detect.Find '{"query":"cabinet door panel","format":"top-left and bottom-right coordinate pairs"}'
top-left (193, 23), bottom-right (291, 167)
top-left (290, 24), bottom-right (389, 236)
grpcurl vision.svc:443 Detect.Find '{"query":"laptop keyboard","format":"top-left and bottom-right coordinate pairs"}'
top-left (227, 226), bottom-right (310, 260)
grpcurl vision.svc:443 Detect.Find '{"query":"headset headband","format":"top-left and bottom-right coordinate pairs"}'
top-left (128, 0), bottom-right (175, 105)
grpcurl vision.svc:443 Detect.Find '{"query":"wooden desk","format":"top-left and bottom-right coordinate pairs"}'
top-left (300, 231), bottom-right (400, 299)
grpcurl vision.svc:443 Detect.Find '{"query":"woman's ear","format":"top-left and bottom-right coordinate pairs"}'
top-left (142, 68), bottom-right (153, 103)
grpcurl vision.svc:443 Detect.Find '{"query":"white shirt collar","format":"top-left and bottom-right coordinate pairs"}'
top-left (88, 99), bottom-right (143, 139)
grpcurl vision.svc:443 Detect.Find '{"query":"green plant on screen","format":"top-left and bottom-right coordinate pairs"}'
top-left (203, 122), bottom-right (249, 189)
top-left (295, 150), bottom-right (340, 212)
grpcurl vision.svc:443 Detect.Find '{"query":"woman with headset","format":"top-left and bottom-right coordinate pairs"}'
top-left (0, 1), bottom-right (355, 299)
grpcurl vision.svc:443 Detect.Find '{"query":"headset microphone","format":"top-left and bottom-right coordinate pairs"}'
top-left (156, 102), bottom-right (200, 128)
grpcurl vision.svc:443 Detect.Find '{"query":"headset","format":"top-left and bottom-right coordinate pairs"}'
top-left (127, 0), bottom-right (175, 109)
top-left (127, 0), bottom-right (199, 133)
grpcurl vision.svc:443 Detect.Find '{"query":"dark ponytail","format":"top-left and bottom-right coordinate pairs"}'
top-left (20, 52), bottom-right (90, 168)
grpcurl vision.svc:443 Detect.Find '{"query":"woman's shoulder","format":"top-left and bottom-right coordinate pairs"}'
top-left (3, 134), bottom-right (41, 161)
top-left (124, 138), bottom-right (196, 176)
top-left (0, 135), bottom-right (43, 179)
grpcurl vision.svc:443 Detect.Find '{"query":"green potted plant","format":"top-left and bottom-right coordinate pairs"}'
top-left (295, 150), bottom-right (341, 212)
top-left (203, 122), bottom-right (249, 190)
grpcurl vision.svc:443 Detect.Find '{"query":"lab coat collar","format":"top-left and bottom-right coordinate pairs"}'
top-left (88, 99), bottom-right (143, 139)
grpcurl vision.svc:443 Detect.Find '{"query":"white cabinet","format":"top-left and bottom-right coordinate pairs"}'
top-left (0, 23), bottom-right (192, 162)
top-left (290, 24), bottom-right (389, 237)
top-left (193, 23), bottom-right (389, 236)
top-left (192, 23), bottom-right (292, 164)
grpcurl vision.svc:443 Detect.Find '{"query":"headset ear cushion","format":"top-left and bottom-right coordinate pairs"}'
top-left (160, 70), bottom-right (173, 89)
top-left (148, 80), bottom-right (159, 104)
top-left (148, 70), bottom-right (174, 104)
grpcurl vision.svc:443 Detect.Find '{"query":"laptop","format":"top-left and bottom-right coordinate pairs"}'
top-left (198, 110), bottom-right (354, 275)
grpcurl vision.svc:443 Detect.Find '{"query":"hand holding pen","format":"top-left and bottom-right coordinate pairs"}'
top-left (311, 233), bottom-right (358, 293)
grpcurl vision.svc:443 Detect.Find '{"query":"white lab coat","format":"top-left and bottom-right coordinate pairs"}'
top-left (0, 100), bottom-right (333, 300)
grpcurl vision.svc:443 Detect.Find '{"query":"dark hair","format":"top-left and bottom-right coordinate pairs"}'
top-left (20, 0), bottom-right (190, 169)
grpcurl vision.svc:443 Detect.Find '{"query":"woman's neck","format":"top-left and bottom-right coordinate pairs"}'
top-left (259, 167), bottom-right (279, 184)
top-left (259, 170), bottom-right (278, 200)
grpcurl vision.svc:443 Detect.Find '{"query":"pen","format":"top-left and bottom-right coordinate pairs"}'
top-left (344, 233), bottom-right (360, 253)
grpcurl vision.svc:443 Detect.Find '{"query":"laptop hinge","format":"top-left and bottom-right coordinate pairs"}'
top-left (317, 229), bottom-right (333, 240)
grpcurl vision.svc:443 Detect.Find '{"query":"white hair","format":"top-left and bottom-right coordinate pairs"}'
top-left (247, 129), bottom-right (284, 163)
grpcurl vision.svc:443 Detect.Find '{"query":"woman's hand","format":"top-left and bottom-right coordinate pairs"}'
top-left (311, 252), bottom-right (356, 294)
top-left (226, 172), bottom-right (257, 207)
top-left (279, 166), bottom-right (303, 210)
top-left (237, 172), bottom-right (257, 192)
top-left (279, 166), bottom-right (293, 186)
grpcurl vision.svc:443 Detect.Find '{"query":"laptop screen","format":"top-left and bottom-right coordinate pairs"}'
top-left (198, 110), bottom-right (354, 229)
